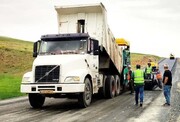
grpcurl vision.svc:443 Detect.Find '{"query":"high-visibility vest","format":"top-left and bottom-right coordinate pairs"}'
top-left (146, 66), bottom-right (152, 74)
top-left (134, 69), bottom-right (144, 84)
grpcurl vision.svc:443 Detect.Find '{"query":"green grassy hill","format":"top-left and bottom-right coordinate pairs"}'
top-left (0, 36), bottom-right (161, 100)
top-left (0, 36), bottom-right (34, 99)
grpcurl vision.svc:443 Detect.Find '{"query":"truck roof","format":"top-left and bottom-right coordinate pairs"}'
top-left (41, 33), bottom-right (90, 40)
top-left (55, 3), bottom-right (106, 14)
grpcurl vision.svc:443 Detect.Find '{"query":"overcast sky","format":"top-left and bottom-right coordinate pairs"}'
top-left (0, 0), bottom-right (180, 57)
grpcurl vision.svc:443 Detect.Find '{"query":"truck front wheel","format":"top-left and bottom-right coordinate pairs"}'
top-left (28, 93), bottom-right (45, 108)
top-left (78, 78), bottom-right (92, 108)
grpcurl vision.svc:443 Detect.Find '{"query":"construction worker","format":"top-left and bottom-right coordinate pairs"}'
top-left (155, 66), bottom-right (162, 89)
top-left (162, 64), bottom-right (172, 106)
top-left (145, 62), bottom-right (152, 79)
top-left (150, 59), bottom-right (157, 72)
top-left (132, 64), bottom-right (145, 107)
top-left (127, 65), bottom-right (134, 94)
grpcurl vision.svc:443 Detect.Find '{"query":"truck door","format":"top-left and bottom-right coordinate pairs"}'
top-left (88, 39), bottom-right (99, 91)
top-left (87, 39), bottom-right (99, 87)
top-left (88, 39), bottom-right (99, 74)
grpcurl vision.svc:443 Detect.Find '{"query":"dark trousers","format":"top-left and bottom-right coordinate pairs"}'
top-left (129, 80), bottom-right (134, 93)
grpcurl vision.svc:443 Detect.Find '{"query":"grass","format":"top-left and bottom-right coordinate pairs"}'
top-left (131, 53), bottom-right (162, 70)
top-left (0, 36), bottom-right (33, 76)
top-left (0, 36), bottom-right (32, 52)
top-left (0, 36), bottom-right (33, 100)
top-left (0, 74), bottom-right (25, 100)
top-left (0, 36), bottom-right (162, 100)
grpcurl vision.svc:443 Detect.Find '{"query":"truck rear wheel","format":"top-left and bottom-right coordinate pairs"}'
top-left (78, 78), bottom-right (92, 108)
top-left (105, 75), bottom-right (116, 98)
top-left (115, 75), bottom-right (121, 96)
top-left (28, 93), bottom-right (45, 108)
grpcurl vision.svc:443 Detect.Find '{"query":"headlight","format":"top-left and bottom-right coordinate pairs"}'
top-left (21, 72), bottom-right (32, 83)
top-left (22, 77), bottom-right (31, 83)
top-left (64, 76), bottom-right (80, 83)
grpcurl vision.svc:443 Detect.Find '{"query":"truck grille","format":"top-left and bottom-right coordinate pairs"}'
top-left (35, 65), bottom-right (60, 83)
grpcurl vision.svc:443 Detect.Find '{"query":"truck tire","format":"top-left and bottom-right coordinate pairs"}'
top-left (28, 93), bottom-right (45, 108)
top-left (115, 75), bottom-right (121, 96)
top-left (105, 75), bottom-right (116, 98)
top-left (78, 78), bottom-right (92, 108)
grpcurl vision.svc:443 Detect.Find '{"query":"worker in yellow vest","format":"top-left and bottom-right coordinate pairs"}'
top-left (148, 59), bottom-right (157, 72)
top-left (132, 64), bottom-right (145, 107)
top-left (145, 62), bottom-right (152, 79)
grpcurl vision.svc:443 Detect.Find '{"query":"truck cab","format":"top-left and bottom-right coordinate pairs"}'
top-left (21, 33), bottom-right (99, 107)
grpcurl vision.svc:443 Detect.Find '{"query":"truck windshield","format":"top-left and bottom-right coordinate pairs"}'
top-left (39, 39), bottom-right (87, 55)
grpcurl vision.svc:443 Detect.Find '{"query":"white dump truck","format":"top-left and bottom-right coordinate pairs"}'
top-left (21, 3), bottom-right (127, 108)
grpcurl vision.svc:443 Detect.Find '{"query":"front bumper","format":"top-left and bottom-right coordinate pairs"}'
top-left (21, 83), bottom-right (85, 93)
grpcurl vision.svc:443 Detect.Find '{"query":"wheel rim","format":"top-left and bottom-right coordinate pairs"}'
top-left (85, 82), bottom-right (91, 101)
top-left (84, 80), bottom-right (92, 106)
top-left (112, 80), bottom-right (115, 94)
top-left (116, 77), bottom-right (120, 95)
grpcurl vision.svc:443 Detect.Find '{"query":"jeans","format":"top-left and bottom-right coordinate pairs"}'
top-left (135, 85), bottom-right (144, 104)
top-left (163, 85), bottom-right (171, 104)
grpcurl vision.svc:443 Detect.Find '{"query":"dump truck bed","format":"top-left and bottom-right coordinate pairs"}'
top-left (55, 3), bottom-right (123, 73)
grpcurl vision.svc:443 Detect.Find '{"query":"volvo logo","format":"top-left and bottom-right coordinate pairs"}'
top-left (45, 72), bottom-right (49, 76)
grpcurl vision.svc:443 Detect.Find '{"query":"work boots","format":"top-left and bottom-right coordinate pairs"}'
top-left (140, 102), bottom-right (143, 107)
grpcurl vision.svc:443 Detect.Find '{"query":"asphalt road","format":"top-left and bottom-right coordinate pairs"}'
top-left (0, 58), bottom-right (179, 122)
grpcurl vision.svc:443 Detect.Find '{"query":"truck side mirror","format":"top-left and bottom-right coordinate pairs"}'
top-left (33, 41), bottom-right (40, 57)
top-left (93, 40), bottom-right (99, 55)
